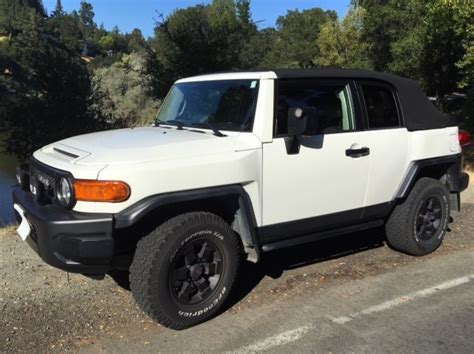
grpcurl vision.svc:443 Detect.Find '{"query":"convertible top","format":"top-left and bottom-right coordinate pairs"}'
top-left (271, 68), bottom-right (453, 132)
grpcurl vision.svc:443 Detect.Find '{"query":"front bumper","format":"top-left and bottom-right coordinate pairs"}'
top-left (12, 187), bottom-right (114, 275)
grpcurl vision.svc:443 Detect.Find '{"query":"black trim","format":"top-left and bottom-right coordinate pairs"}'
top-left (356, 80), bottom-right (403, 129)
top-left (351, 79), bottom-right (368, 130)
top-left (12, 187), bottom-right (114, 274)
top-left (261, 220), bottom-right (384, 252)
top-left (273, 78), bottom-right (359, 139)
top-left (29, 157), bottom-right (77, 209)
top-left (259, 202), bottom-right (393, 245)
top-left (396, 154), bottom-right (464, 199)
top-left (346, 146), bottom-right (370, 158)
top-left (114, 185), bottom-right (261, 257)
top-left (460, 173), bottom-right (469, 192)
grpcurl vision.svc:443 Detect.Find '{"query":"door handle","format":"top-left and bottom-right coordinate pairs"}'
top-left (346, 147), bottom-right (370, 158)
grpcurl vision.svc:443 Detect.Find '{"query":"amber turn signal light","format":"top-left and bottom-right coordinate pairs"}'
top-left (74, 180), bottom-right (131, 202)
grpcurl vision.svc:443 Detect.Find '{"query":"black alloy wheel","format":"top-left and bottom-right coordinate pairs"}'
top-left (169, 240), bottom-right (223, 305)
top-left (415, 196), bottom-right (443, 241)
top-left (130, 212), bottom-right (242, 330)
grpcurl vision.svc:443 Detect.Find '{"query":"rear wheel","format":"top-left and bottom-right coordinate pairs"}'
top-left (386, 177), bottom-right (450, 256)
top-left (130, 212), bottom-right (242, 330)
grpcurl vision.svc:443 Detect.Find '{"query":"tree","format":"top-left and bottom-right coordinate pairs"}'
top-left (25, 0), bottom-right (46, 16)
top-left (236, 0), bottom-right (255, 35)
top-left (266, 8), bottom-right (337, 68)
top-left (78, 1), bottom-right (95, 29)
top-left (239, 28), bottom-right (277, 68)
top-left (150, 1), bottom-right (244, 85)
top-left (0, 0), bottom-right (101, 160)
top-left (48, 11), bottom-right (84, 54)
top-left (314, 6), bottom-right (371, 69)
top-left (358, 0), bottom-right (469, 98)
top-left (51, 0), bottom-right (65, 17)
top-left (90, 52), bottom-right (161, 127)
top-left (125, 28), bottom-right (147, 52)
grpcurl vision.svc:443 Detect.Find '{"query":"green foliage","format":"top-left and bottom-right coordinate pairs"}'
top-left (78, 1), bottom-right (95, 30)
top-left (1, 0), bottom-right (473, 159)
top-left (266, 8), bottom-right (337, 68)
top-left (358, 0), bottom-right (472, 97)
top-left (314, 6), bottom-right (371, 69)
top-left (90, 52), bottom-right (160, 127)
top-left (149, 0), bottom-right (247, 88)
top-left (51, 0), bottom-right (64, 17)
top-left (0, 0), bottom-right (101, 160)
top-left (48, 12), bottom-right (83, 53)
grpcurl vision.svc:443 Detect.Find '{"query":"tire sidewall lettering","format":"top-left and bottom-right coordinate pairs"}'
top-left (177, 286), bottom-right (227, 318)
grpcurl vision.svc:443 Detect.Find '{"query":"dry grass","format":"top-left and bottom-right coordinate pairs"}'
top-left (0, 224), bottom-right (17, 237)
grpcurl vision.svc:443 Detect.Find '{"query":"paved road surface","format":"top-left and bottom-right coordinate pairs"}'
top-left (80, 249), bottom-right (474, 353)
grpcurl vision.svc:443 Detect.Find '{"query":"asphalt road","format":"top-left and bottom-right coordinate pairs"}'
top-left (1, 190), bottom-right (473, 353)
top-left (83, 250), bottom-right (474, 353)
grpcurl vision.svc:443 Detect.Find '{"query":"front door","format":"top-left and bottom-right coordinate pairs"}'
top-left (261, 79), bottom-right (370, 242)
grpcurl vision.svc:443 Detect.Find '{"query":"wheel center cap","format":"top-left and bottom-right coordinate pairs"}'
top-left (189, 264), bottom-right (204, 280)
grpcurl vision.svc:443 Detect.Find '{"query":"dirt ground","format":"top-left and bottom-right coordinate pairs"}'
top-left (1, 199), bottom-right (473, 353)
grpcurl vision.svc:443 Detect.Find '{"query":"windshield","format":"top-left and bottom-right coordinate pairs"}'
top-left (156, 80), bottom-right (260, 132)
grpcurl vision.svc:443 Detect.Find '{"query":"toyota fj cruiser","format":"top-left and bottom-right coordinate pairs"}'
top-left (12, 69), bottom-right (470, 329)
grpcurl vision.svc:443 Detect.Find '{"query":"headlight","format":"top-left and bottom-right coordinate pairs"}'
top-left (57, 177), bottom-right (73, 207)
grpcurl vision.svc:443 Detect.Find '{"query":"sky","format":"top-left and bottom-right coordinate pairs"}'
top-left (42, 0), bottom-right (351, 38)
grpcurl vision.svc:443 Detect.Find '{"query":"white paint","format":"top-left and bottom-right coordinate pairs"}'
top-left (233, 326), bottom-right (312, 353)
top-left (28, 71), bottom-right (460, 222)
top-left (13, 204), bottom-right (30, 241)
top-left (262, 132), bottom-right (370, 225)
top-left (331, 274), bottom-right (474, 324)
top-left (176, 71), bottom-right (277, 83)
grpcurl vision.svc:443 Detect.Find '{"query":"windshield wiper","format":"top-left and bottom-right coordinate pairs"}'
top-left (191, 123), bottom-right (227, 137)
top-left (155, 120), bottom-right (184, 130)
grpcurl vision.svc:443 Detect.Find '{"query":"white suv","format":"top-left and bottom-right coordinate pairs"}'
top-left (13, 69), bottom-right (470, 329)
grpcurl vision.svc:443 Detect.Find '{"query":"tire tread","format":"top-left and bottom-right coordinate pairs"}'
top-left (130, 212), bottom-right (241, 330)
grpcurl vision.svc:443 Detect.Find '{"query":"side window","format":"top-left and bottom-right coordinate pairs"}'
top-left (276, 80), bottom-right (354, 136)
top-left (361, 84), bottom-right (400, 128)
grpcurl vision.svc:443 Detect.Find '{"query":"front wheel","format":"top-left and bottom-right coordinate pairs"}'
top-left (130, 212), bottom-right (242, 330)
top-left (386, 177), bottom-right (450, 256)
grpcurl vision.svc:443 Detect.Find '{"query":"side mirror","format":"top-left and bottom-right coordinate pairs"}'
top-left (287, 107), bottom-right (308, 136)
top-left (285, 107), bottom-right (314, 155)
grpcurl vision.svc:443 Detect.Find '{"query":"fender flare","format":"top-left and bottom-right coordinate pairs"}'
top-left (114, 185), bottom-right (261, 259)
top-left (395, 153), bottom-right (463, 200)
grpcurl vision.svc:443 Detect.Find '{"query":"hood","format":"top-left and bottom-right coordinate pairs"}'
top-left (38, 127), bottom-right (261, 166)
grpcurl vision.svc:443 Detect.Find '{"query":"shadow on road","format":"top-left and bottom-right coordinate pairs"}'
top-left (226, 227), bottom-right (386, 311)
top-left (106, 227), bottom-right (387, 314)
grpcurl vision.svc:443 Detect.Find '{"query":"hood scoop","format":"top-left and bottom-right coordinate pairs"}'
top-left (53, 147), bottom-right (80, 159)
top-left (40, 143), bottom-right (91, 163)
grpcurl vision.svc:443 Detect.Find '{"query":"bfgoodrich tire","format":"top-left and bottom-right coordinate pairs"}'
top-left (130, 212), bottom-right (242, 330)
top-left (386, 177), bottom-right (450, 256)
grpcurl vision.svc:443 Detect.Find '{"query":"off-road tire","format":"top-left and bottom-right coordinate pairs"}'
top-left (130, 212), bottom-right (242, 330)
top-left (386, 177), bottom-right (450, 256)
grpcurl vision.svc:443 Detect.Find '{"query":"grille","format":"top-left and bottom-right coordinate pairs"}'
top-left (29, 162), bottom-right (57, 204)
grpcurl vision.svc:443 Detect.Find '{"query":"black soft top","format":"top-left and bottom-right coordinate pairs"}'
top-left (270, 68), bottom-right (453, 131)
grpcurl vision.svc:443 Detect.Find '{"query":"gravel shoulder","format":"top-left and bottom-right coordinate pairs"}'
top-left (1, 198), bottom-right (473, 353)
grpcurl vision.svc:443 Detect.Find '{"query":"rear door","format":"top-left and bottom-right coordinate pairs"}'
top-left (354, 81), bottom-right (409, 211)
top-left (261, 79), bottom-right (370, 242)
